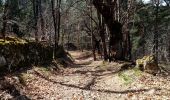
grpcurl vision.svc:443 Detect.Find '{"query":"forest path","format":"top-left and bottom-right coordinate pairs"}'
top-left (1, 51), bottom-right (170, 99)
top-left (28, 51), bottom-right (127, 99)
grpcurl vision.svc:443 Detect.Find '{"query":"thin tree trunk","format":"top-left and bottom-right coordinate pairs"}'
top-left (77, 22), bottom-right (80, 50)
top-left (90, 5), bottom-right (96, 61)
top-left (153, 0), bottom-right (159, 64)
top-left (33, 0), bottom-right (39, 42)
top-left (39, 0), bottom-right (46, 40)
top-left (57, 0), bottom-right (61, 44)
top-left (51, 0), bottom-right (57, 58)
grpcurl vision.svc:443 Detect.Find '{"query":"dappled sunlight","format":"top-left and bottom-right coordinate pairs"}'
top-left (0, 0), bottom-right (170, 99)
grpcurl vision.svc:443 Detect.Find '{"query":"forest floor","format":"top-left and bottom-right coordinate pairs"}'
top-left (0, 51), bottom-right (170, 100)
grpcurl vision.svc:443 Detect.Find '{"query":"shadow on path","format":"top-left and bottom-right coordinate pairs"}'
top-left (34, 70), bottom-right (161, 94)
top-left (0, 77), bottom-right (31, 100)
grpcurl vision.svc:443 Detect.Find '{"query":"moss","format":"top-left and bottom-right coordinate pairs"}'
top-left (18, 73), bottom-right (32, 86)
top-left (133, 67), bottom-right (142, 76)
top-left (0, 38), bottom-right (71, 73)
top-left (35, 67), bottom-right (51, 77)
top-left (0, 36), bottom-right (27, 45)
top-left (136, 55), bottom-right (156, 71)
top-left (40, 67), bottom-right (51, 72)
top-left (118, 72), bottom-right (133, 85)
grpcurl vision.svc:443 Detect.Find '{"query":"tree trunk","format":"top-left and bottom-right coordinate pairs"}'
top-left (153, 0), bottom-right (159, 65)
top-left (93, 0), bottom-right (123, 60)
top-left (97, 12), bottom-right (108, 61)
top-left (33, 0), bottom-right (39, 42)
top-left (90, 5), bottom-right (96, 61)
top-left (51, 0), bottom-right (58, 58)
top-left (57, 0), bottom-right (61, 44)
top-left (39, 0), bottom-right (46, 40)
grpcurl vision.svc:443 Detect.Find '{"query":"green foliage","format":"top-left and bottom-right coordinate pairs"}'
top-left (133, 67), bottom-right (142, 76)
top-left (18, 73), bottom-right (29, 86)
top-left (37, 67), bottom-right (51, 76)
top-left (130, 2), bottom-right (170, 57)
top-left (131, 36), bottom-right (141, 52)
top-left (118, 68), bottom-right (142, 85)
top-left (118, 71), bottom-right (133, 85)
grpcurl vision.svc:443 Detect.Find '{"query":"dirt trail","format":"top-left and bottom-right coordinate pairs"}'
top-left (1, 51), bottom-right (170, 100)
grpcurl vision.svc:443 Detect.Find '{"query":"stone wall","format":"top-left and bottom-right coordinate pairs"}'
top-left (0, 39), bottom-right (53, 71)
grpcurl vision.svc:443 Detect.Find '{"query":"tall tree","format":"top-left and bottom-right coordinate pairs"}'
top-left (97, 11), bottom-right (108, 60)
top-left (39, 0), bottom-right (46, 40)
top-left (51, 0), bottom-right (61, 58)
top-left (57, 0), bottom-right (61, 44)
top-left (153, 0), bottom-right (160, 64)
top-left (93, 0), bottom-right (123, 60)
top-left (51, 0), bottom-right (57, 58)
top-left (33, 0), bottom-right (39, 41)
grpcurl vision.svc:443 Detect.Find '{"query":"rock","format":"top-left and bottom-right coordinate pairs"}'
top-left (13, 76), bottom-right (20, 83)
top-left (135, 55), bottom-right (160, 74)
top-left (0, 56), bottom-right (7, 67)
top-left (146, 88), bottom-right (156, 95)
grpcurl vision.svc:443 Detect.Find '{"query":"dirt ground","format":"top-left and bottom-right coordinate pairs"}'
top-left (0, 51), bottom-right (170, 100)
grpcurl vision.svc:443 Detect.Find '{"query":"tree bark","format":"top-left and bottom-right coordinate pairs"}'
top-left (90, 5), bottom-right (96, 61)
top-left (33, 0), bottom-right (39, 42)
top-left (153, 0), bottom-right (159, 65)
top-left (39, 0), bottom-right (46, 40)
top-left (93, 0), bottom-right (123, 60)
top-left (57, 0), bottom-right (61, 44)
top-left (97, 11), bottom-right (108, 61)
top-left (51, 0), bottom-right (58, 58)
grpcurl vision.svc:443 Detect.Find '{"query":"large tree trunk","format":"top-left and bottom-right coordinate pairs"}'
top-left (93, 0), bottom-right (123, 60)
top-left (97, 12), bottom-right (108, 61)
top-left (122, 0), bottom-right (133, 60)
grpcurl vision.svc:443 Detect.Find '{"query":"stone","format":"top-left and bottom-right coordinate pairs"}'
top-left (136, 55), bottom-right (159, 74)
top-left (146, 88), bottom-right (156, 95)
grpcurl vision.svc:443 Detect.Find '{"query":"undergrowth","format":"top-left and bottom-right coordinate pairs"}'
top-left (118, 68), bottom-right (142, 85)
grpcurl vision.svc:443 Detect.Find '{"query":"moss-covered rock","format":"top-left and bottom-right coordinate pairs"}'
top-left (136, 55), bottom-right (160, 74)
top-left (0, 37), bottom-right (53, 71)
top-left (0, 37), bottom-right (73, 73)
top-left (0, 36), bottom-right (27, 45)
